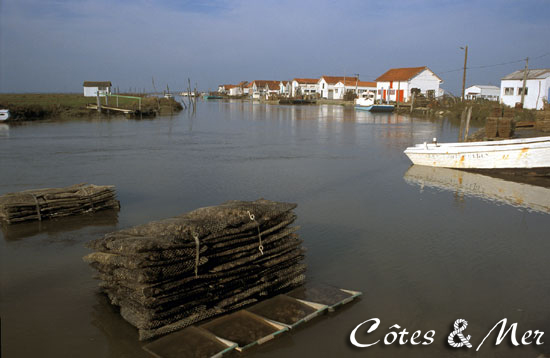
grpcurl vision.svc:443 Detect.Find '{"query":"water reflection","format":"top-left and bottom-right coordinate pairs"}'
top-left (91, 294), bottom-right (151, 358)
top-left (1, 209), bottom-right (119, 241)
top-left (0, 123), bottom-right (9, 137)
top-left (404, 165), bottom-right (550, 214)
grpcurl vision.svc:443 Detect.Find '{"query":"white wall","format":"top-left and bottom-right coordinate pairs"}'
top-left (291, 81), bottom-right (319, 97)
top-left (376, 81), bottom-right (409, 102)
top-left (318, 78), bottom-right (338, 99)
top-left (500, 78), bottom-right (550, 110)
top-left (465, 86), bottom-right (500, 101)
top-left (229, 87), bottom-right (242, 96)
top-left (409, 69), bottom-right (440, 97)
top-left (375, 69), bottom-right (441, 102)
top-left (83, 86), bottom-right (111, 97)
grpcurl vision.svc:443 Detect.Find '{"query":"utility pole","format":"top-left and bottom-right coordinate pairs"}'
top-left (520, 57), bottom-right (529, 107)
top-left (461, 45), bottom-right (468, 101)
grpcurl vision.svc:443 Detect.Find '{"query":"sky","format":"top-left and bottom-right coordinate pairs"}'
top-left (1, 0), bottom-right (549, 94)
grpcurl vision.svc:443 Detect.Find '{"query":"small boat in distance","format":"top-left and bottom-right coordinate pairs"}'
top-left (404, 136), bottom-right (550, 174)
top-left (354, 92), bottom-right (394, 112)
top-left (0, 109), bottom-right (10, 121)
top-left (204, 95), bottom-right (223, 100)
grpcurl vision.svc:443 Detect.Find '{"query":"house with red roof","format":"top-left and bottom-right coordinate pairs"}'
top-left (318, 76), bottom-right (358, 99)
top-left (291, 78), bottom-right (319, 97)
top-left (227, 81), bottom-right (249, 96)
top-left (249, 80), bottom-right (281, 99)
top-left (375, 67), bottom-right (442, 102)
top-left (279, 81), bottom-right (291, 97)
top-left (334, 79), bottom-right (376, 100)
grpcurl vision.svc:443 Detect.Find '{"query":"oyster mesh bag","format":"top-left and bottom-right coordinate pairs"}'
top-left (84, 199), bottom-right (306, 340)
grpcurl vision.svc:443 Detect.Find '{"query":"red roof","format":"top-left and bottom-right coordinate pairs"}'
top-left (337, 79), bottom-right (376, 87)
top-left (224, 84), bottom-right (237, 89)
top-left (320, 76), bottom-right (358, 85)
top-left (250, 80), bottom-right (281, 90)
top-left (293, 78), bottom-right (318, 84)
top-left (375, 66), bottom-right (440, 82)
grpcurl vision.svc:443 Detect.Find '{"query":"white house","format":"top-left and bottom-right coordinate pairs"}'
top-left (318, 76), bottom-right (357, 99)
top-left (279, 81), bottom-right (291, 97)
top-left (83, 81), bottom-right (112, 97)
top-left (228, 81), bottom-right (249, 96)
top-left (465, 85), bottom-right (500, 101)
top-left (500, 69), bottom-right (550, 110)
top-left (333, 79), bottom-right (376, 100)
top-left (291, 78), bottom-right (319, 97)
top-left (248, 80), bottom-right (280, 99)
top-left (375, 67), bottom-right (442, 102)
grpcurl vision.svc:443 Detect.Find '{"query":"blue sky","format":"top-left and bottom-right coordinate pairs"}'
top-left (1, 0), bottom-right (549, 94)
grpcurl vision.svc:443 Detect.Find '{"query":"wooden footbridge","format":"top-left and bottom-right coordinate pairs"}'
top-left (87, 94), bottom-right (142, 115)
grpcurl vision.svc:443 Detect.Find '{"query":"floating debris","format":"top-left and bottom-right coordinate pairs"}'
top-left (84, 199), bottom-right (305, 340)
top-left (0, 183), bottom-right (120, 224)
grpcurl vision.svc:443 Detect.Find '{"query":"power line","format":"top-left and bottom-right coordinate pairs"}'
top-left (436, 50), bottom-right (550, 75)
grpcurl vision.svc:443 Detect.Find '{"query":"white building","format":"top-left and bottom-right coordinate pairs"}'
top-left (83, 81), bottom-right (112, 97)
top-left (333, 79), bottom-right (376, 100)
top-left (465, 85), bottom-right (500, 101)
top-left (248, 80), bottom-right (280, 99)
top-left (318, 76), bottom-right (357, 99)
top-left (375, 67), bottom-right (442, 102)
top-left (291, 78), bottom-right (319, 97)
top-left (279, 81), bottom-right (291, 97)
top-left (500, 69), bottom-right (550, 110)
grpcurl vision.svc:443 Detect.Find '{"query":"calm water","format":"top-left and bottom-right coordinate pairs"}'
top-left (1, 100), bottom-right (549, 358)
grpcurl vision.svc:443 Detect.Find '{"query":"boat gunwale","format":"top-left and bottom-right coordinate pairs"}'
top-left (407, 136), bottom-right (550, 150)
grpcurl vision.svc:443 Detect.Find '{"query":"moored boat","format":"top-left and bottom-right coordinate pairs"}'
top-left (0, 109), bottom-right (10, 121)
top-left (404, 136), bottom-right (550, 172)
top-left (354, 92), bottom-right (394, 112)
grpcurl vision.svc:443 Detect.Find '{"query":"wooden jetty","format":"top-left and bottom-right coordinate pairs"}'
top-left (86, 103), bottom-right (136, 115)
top-left (87, 93), bottom-right (143, 116)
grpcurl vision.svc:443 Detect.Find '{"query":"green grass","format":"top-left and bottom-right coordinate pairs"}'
top-left (0, 93), bottom-right (182, 120)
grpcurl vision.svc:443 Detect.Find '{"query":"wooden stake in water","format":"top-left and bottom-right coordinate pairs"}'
top-left (464, 106), bottom-right (472, 141)
top-left (458, 107), bottom-right (467, 142)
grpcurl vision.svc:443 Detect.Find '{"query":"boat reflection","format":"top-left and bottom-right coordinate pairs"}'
top-left (1, 209), bottom-right (119, 241)
top-left (404, 165), bottom-right (550, 214)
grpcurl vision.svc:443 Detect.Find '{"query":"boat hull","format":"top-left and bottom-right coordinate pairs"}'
top-left (0, 109), bottom-right (10, 121)
top-left (404, 136), bottom-right (550, 170)
top-left (355, 105), bottom-right (394, 112)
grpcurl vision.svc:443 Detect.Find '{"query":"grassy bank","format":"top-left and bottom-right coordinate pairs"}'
top-left (0, 93), bottom-right (183, 121)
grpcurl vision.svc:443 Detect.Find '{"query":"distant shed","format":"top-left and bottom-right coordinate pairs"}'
top-left (83, 81), bottom-right (112, 97)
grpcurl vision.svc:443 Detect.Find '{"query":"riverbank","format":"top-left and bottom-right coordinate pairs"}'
top-left (0, 93), bottom-right (183, 121)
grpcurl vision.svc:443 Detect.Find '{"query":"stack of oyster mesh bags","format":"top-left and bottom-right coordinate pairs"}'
top-left (84, 199), bottom-right (305, 340)
top-left (0, 184), bottom-right (120, 224)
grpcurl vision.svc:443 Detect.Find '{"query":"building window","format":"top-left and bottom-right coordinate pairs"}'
top-left (517, 87), bottom-right (528, 95)
top-left (504, 87), bottom-right (514, 95)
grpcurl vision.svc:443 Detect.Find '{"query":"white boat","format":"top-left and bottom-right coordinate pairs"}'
top-left (404, 136), bottom-right (550, 171)
top-left (354, 92), bottom-right (394, 112)
top-left (0, 109), bottom-right (10, 121)
top-left (404, 165), bottom-right (550, 214)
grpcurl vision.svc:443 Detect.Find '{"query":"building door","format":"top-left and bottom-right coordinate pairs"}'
top-left (328, 89), bottom-right (334, 99)
top-left (398, 90), bottom-right (404, 102)
top-left (383, 90), bottom-right (387, 100)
